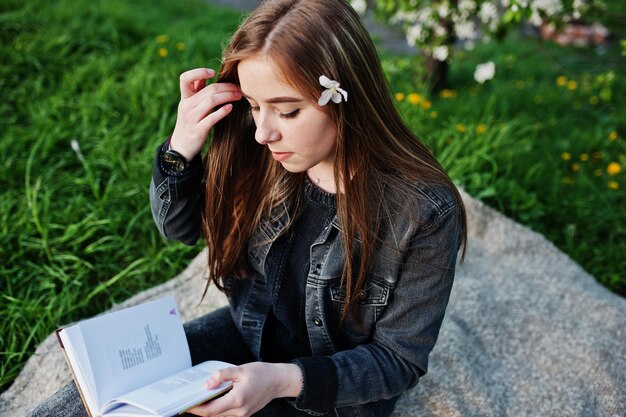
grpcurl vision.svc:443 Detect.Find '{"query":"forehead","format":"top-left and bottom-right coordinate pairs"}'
top-left (237, 55), bottom-right (304, 101)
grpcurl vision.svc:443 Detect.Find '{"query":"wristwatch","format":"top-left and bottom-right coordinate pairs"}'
top-left (159, 138), bottom-right (190, 176)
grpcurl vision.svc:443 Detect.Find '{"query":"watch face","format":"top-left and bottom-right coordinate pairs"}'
top-left (162, 151), bottom-right (186, 173)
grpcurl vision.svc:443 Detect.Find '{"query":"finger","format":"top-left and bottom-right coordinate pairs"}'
top-left (179, 68), bottom-right (216, 99)
top-left (192, 79), bottom-right (206, 94)
top-left (196, 103), bottom-right (234, 132)
top-left (205, 366), bottom-right (240, 389)
top-left (186, 82), bottom-right (241, 108)
top-left (190, 89), bottom-right (241, 119)
top-left (188, 392), bottom-right (238, 417)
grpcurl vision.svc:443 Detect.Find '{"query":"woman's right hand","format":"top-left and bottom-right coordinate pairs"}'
top-left (169, 68), bottom-right (242, 161)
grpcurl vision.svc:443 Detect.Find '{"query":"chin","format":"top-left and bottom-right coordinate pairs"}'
top-left (278, 162), bottom-right (307, 173)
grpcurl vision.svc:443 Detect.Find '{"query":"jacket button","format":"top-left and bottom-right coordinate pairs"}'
top-left (313, 317), bottom-right (323, 326)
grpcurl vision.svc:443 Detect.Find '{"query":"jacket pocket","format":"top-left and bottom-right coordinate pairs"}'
top-left (328, 276), bottom-right (390, 342)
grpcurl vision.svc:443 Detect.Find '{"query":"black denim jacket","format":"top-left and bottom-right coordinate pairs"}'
top-left (149, 146), bottom-right (462, 417)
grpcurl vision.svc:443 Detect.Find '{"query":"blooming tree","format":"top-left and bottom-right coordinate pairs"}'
top-left (354, 0), bottom-right (605, 88)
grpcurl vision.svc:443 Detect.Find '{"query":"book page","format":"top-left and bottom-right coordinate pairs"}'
top-left (101, 360), bottom-right (234, 417)
top-left (77, 297), bottom-right (191, 411)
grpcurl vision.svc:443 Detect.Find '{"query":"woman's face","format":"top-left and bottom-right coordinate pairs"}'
top-left (238, 55), bottom-right (338, 189)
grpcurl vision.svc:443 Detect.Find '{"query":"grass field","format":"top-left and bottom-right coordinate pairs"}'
top-left (1, 0), bottom-right (624, 393)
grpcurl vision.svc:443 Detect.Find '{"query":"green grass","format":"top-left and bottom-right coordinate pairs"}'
top-left (0, 0), bottom-right (243, 391)
top-left (383, 30), bottom-right (625, 294)
top-left (1, 0), bottom-right (624, 394)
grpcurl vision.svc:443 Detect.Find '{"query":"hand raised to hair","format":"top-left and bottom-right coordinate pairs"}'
top-left (186, 362), bottom-right (302, 417)
top-left (169, 68), bottom-right (242, 161)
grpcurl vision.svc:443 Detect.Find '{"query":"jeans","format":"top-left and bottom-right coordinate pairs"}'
top-left (27, 307), bottom-right (322, 417)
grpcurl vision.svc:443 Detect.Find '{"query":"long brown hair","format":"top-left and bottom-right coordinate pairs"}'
top-left (203, 0), bottom-right (467, 319)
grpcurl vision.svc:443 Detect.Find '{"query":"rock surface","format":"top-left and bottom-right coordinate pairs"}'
top-left (2, 190), bottom-right (624, 417)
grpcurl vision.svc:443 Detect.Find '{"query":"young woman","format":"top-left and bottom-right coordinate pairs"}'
top-left (29, 1), bottom-right (466, 416)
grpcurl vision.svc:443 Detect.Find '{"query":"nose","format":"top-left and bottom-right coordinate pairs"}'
top-left (254, 113), bottom-right (281, 145)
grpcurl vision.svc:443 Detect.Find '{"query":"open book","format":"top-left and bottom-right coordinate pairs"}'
top-left (56, 296), bottom-right (233, 417)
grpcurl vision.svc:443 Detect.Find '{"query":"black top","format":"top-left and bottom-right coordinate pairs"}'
top-left (261, 177), bottom-right (337, 363)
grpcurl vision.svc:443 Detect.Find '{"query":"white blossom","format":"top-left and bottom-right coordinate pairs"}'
top-left (380, 0), bottom-right (600, 67)
top-left (406, 23), bottom-right (427, 46)
top-left (432, 45), bottom-right (449, 61)
top-left (455, 20), bottom-right (477, 40)
top-left (529, 9), bottom-right (543, 26)
top-left (474, 61), bottom-right (496, 84)
top-left (318, 76), bottom-right (348, 106)
top-left (458, 0), bottom-right (476, 14)
top-left (434, 24), bottom-right (447, 37)
top-left (479, 2), bottom-right (498, 24)
top-left (573, 0), bottom-right (586, 16)
top-left (532, 0), bottom-right (563, 17)
top-left (437, 2), bottom-right (451, 18)
top-left (391, 10), bottom-right (418, 24)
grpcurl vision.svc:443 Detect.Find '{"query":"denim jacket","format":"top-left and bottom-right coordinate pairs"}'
top-left (150, 147), bottom-right (462, 417)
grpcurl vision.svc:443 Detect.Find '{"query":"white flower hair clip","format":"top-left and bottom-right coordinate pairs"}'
top-left (318, 75), bottom-right (348, 106)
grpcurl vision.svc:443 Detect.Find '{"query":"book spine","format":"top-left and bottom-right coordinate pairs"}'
top-left (56, 328), bottom-right (94, 417)
top-left (55, 328), bottom-right (64, 348)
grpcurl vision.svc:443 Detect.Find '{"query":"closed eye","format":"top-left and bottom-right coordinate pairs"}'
top-left (280, 109), bottom-right (300, 119)
top-left (248, 104), bottom-right (300, 120)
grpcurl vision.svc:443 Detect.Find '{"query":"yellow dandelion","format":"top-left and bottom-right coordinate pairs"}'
top-left (563, 176), bottom-right (574, 185)
top-left (430, 111), bottom-right (438, 118)
top-left (176, 42), bottom-right (186, 51)
top-left (395, 92), bottom-right (405, 102)
top-left (561, 152), bottom-right (572, 161)
top-left (407, 93), bottom-right (422, 105)
top-left (567, 80), bottom-right (578, 91)
top-left (475, 124), bottom-right (487, 134)
top-left (594, 169), bottom-right (603, 177)
top-left (589, 96), bottom-right (599, 106)
top-left (421, 100), bottom-right (432, 110)
top-left (580, 153), bottom-right (589, 162)
top-left (446, 138), bottom-right (453, 145)
top-left (158, 48), bottom-right (168, 57)
top-left (439, 89), bottom-right (457, 99)
top-left (607, 180), bottom-right (619, 190)
top-left (571, 163), bottom-right (581, 173)
top-left (515, 80), bottom-right (526, 89)
top-left (609, 131), bottom-right (618, 141)
top-left (556, 76), bottom-right (567, 87)
top-left (456, 124), bottom-right (466, 133)
top-left (607, 162), bottom-right (621, 176)
top-left (156, 34), bottom-right (169, 43)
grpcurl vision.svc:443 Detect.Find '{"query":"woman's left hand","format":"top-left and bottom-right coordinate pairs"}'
top-left (187, 362), bottom-right (302, 417)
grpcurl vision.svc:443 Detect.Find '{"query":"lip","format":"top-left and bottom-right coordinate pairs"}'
top-left (271, 151), bottom-right (293, 162)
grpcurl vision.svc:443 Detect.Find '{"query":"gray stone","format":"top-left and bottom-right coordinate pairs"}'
top-left (1, 189), bottom-right (625, 417)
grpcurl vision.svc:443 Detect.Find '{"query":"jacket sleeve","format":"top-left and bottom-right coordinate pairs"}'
top-left (293, 204), bottom-right (462, 413)
top-left (149, 144), bottom-right (205, 245)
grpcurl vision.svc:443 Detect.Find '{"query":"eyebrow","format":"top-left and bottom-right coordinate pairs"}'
top-left (241, 92), bottom-right (304, 104)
